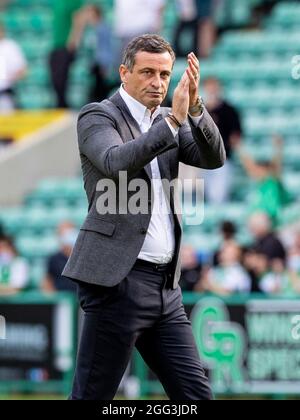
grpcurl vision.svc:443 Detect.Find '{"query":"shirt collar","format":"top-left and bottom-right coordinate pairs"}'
top-left (119, 84), bottom-right (161, 127)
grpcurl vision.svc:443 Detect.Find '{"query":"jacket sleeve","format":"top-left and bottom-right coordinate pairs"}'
top-left (178, 107), bottom-right (226, 169)
top-left (77, 103), bottom-right (178, 180)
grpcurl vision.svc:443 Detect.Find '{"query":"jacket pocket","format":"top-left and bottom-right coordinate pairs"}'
top-left (80, 216), bottom-right (116, 237)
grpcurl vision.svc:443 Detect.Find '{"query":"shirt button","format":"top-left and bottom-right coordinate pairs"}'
top-left (140, 228), bottom-right (147, 235)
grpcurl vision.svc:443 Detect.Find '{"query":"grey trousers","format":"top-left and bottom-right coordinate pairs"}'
top-left (70, 259), bottom-right (212, 400)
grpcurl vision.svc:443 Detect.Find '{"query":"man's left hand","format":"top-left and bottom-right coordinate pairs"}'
top-left (186, 52), bottom-right (200, 109)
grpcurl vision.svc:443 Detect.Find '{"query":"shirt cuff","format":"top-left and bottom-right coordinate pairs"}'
top-left (165, 118), bottom-right (179, 137)
top-left (189, 112), bottom-right (204, 126)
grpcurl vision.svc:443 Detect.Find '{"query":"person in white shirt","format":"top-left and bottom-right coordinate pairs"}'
top-left (0, 24), bottom-right (27, 112)
top-left (200, 242), bottom-right (251, 295)
top-left (65, 34), bottom-right (225, 400)
top-left (0, 235), bottom-right (29, 295)
top-left (114, 0), bottom-right (166, 65)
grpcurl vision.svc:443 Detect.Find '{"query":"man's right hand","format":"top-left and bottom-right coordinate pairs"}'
top-left (170, 71), bottom-right (190, 125)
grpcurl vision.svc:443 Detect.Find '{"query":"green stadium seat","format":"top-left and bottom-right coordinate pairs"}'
top-left (283, 173), bottom-right (300, 199)
top-left (267, 2), bottom-right (300, 29)
top-left (28, 260), bottom-right (46, 288)
top-left (16, 234), bottom-right (58, 260)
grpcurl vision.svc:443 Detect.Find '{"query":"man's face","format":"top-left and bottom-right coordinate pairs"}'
top-left (120, 51), bottom-right (173, 109)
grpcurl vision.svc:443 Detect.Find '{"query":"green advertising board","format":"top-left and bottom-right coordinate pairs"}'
top-left (133, 293), bottom-right (300, 397)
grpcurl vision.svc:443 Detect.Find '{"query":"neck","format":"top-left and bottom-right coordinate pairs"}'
top-left (122, 85), bottom-right (159, 114)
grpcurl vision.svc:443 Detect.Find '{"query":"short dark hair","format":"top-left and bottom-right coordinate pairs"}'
top-left (221, 221), bottom-right (237, 239)
top-left (122, 34), bottom-right (176, 71)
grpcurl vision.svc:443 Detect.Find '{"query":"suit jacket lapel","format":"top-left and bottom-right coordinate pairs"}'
top-left (109, 91), bottom-right (171, 182)
top-left (152, 114), bottom-right (171, 181)
top-left (109, 91), bottom-right (141, 142)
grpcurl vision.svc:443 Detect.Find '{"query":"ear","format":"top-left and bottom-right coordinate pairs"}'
top-left (119, 65), bottom-right (129, 84)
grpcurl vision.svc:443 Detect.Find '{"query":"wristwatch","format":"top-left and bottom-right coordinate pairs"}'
top-left (189, 96), bottom-right (204, 115)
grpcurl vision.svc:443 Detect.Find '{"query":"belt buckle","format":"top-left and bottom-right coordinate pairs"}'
top-left (155, 263), bottom-right (167, 272)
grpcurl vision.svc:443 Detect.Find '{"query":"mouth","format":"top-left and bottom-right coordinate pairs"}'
top-left (147, 92), bottom-right (162, 96)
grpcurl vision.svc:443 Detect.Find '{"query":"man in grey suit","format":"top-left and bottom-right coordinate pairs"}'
top-left (64, 34), bottom-right (225, 400)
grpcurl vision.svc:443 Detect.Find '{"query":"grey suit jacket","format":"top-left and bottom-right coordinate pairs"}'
top-left (63, 91), bottom-right (226, 288)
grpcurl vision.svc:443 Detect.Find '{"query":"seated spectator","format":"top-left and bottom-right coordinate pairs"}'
top-left (249, 213), bottom-right (286, 264)
top-left (234, 136), bottom-right (291, 226)
top-left (41, 222), bottom-right (78, 293)
top-left (0, 235), bottom-right (29, 295)
top-left (242, 248), bottom-right (268, 293)
top-left (0, 24), bottom-right (27, 113)
top-left (213, 221), bottom-right (238, 266)
top-left (179, 244), bottom-right (202, 291)
top-left (202, 77), bottom-right (242, 204)
top-left (260, 258), bottom-right (296, 296)
top-left (195, 242), bottom-right (251, 296)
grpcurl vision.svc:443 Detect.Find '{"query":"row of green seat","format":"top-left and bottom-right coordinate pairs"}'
top-left (4, 199), bottom-right (298, 264)
top-left (172, 58), bottom-right (296, 86)
top-left (266, 2), bottom-right (300, 28)
top-left (215, 30), bottom-right (300, 56)
top-left (0, 8), bottom-right (52, 32)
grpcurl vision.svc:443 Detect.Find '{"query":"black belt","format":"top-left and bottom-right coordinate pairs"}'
top-left (135, 259), bottom-right (171, 272)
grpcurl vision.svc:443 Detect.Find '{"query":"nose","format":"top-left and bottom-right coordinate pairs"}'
top-left (151, 74), bottom-right (162, 90)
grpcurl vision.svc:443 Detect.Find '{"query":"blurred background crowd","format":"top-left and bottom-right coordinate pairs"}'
top-left (1, 0), bottom-right (300, 400)
top-left (1, 0), bottom-right (300, 300)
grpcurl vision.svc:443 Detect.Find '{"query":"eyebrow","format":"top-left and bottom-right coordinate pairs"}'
top-left (139, 68), bottom-right (172, 75)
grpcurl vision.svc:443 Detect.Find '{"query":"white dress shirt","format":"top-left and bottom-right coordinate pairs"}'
top-left (119, 85), bottom-right (201, 264)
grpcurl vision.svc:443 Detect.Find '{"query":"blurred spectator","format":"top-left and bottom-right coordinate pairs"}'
top-left (195, 242), bottom-right (251, 295)
top-left (0, 24), bottom-right (27, 113)
top-left (114, 0), bottom-right (166, 63)
top-left (49, 0), bottom-right (84, 108)
top-left (174, 0), bottom-right (198, 57)
top-left (85, 5), bottom-right (113, 102)
top-left (288, 231), bottom-right (300, 293)
top-left (289, 231), bottom-right (300, 275)
top-left (195, 0), bottom-right (216, 58)
top-left (0, 235), bottom-right (29, 295)
top-left (249, 213), bottom-right (286, 265)
top-left (213, 221), bottom-right (238, 266)
top-left (42, 222), bottom-right (78, 293)
top-left (243, 248), bottom-right (268, 293)
top-left (179, 244), bottom-right (202, 291)
top-left (235, 136), bottom-right (291, 225)
top-left (202, 77), bottom-right (242, 203)
top-left (260, 258), bottom-right (296, 296)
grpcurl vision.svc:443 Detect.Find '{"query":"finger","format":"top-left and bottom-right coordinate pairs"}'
top-left (188, 59), bottom-right (198, 76)
top-left (188, 52), bottom-right (198, 63)
top-left (184, 71), bottom-right (190, 88)
top-left (189, 58), bottom-right (199, 76)
top-left (188, 53), bottom-right (200, 72)
top-left (190, 52), bottom-right (200, 66)
top-left (186, 68), bottom-right (197, 87)
top-left (178, 71), bottom-right (188, 87)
